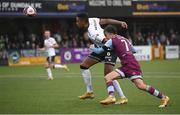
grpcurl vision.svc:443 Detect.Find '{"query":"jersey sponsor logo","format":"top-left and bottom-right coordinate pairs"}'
top-left (93, 19), bottom-right (98, 30)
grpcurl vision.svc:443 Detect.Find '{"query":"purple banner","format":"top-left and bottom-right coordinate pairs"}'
top-left (60, 48), bottom-right (91, 63)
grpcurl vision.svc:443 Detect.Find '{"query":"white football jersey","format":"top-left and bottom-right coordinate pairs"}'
top-left (44, 37), bottom-right (56, 57)
top-left (88, 18), bottom-right (105, 47)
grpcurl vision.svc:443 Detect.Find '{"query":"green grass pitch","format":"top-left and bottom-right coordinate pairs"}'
top-left (0, 60), bottom-right (180, 114)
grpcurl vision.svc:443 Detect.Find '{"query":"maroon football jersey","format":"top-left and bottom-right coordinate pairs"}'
top-left (112, 35), bottom-right (142, 76)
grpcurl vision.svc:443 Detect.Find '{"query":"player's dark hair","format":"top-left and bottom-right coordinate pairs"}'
top-left (76, 13), bottom-right (88, 23)
top-left (104, 25), bottom-right (117, 34)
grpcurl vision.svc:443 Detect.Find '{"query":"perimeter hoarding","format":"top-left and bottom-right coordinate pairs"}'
top-left (88, 0), bottom-right (132, 17)
top-left (60, 48), bottom-right (91, 63)
top-left (165, 46), bottom-right (179, 59)
top-left (133, 46), bottom-right (152, 61)
top-left (132, 0), bottom-right (180, 16)
top-left (0, 50), bottom-right (8, 66)
top-left (8, 49), bottom-right (60, 66)
top-left (0, 0), bottom-right (87, 17)
top-left (60, 46), bottom-right (152, 64)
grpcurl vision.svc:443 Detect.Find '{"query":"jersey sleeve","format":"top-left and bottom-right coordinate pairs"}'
top-left (89, 18), bottom-right (100, 24)
top-left (88, 30), bottom-right (104, 43)
top-left (51, 38), bottom-right (57, 44)
top-left (91, 39), bottom-right (113, 54)
top-left (126, 38), bottom-right (136, 54)
top-left (91, 47), bottom-right (104, 54)
top-left (104, 39), bottom-right (113, 49)
top-left (88, 18), bottom-right (105, 44)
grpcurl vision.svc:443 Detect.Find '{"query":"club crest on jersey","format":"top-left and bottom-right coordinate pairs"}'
top-left (107, 52), bottom-right (111, 56)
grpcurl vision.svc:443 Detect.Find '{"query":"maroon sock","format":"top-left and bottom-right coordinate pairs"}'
top-left (147, 86), bottom-right (163, 99)
top-left (106, 81), bottom-right (114, 96)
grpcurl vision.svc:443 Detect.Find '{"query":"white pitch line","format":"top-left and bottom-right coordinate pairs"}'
top-left (1, 71), bottom-right (180, 76)
top-left (0, 74), bottom-right (180, 79)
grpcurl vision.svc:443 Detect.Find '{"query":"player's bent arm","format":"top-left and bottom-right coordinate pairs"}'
top-left (37, 47), bottom-right (46, 51)
top-left (99, 19), bottom-right (128, 28)
top-left (51, 43), bottom-right (59, 48)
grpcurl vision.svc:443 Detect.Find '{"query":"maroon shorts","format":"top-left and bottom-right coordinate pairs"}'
top-left (115, 66), bottom-right (142, 81)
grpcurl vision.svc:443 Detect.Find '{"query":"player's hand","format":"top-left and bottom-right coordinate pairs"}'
top-left (47, 45), bottom-right (54, 48)
top-left (120, 21), bottom-right (128, 29)
top-left (49, 44), bottom-right (58, 48)
top-left (48, 45), bottom-right (54, 48)
top-left (36, 47), bottom-right (41, 50)
top-left (37, 47), bottom-right (45, 51)
top-left (89, 44), bottom-right (95, 49)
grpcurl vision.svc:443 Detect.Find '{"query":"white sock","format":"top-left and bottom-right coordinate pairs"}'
top-left (81, 69), bottom-right (93, 92)
top-left (46, 68), bottom-right (53, 78)
top-left (54, 64), bottom-right (65, 68)
top-left (113, 80), bottom-right (126, 98)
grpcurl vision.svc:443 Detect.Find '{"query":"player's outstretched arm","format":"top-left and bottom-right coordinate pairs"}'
top-left (37, 47), bottom-right (46, 51)
top-left (100, 19), bottom-right (128, 29)
top-left (51, 43), bottom-right (59, 48)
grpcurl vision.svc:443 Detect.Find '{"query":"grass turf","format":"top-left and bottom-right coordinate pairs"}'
top-left (0, 60), bottom-right (180, 114)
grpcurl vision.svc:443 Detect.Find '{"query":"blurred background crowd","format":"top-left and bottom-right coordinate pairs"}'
top-left (0, 0), bottom-right (180, 62)
top-left (0, 18), bottom-right (180, 51)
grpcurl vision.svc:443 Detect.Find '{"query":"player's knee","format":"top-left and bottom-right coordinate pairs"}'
top-left (80, 65), bottom-right (89, 70)
top-left (104, 75), bottom-right (111, 82)
top-left (49, 64), bottom-right (54, 69)
top-left (136, 83), bottom-right (146, 90)
top-left (44, 64), bottom-right (49, 68)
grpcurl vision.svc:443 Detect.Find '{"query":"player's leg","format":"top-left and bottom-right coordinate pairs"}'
top-left (45, 57), bottom-right (53, 80)
top-left (132, 78), bottom-right (169, 108)
top-left (104, 64), bottom-right (127, 104)
top-left (79, 54), bottom-right (100, 99)
top-left (100, 70), bottom-right (121, 105)
top-left (47, 56), bottom-right (69, 71)
top-left (53, 64), bottom-right (70, 71)
top-left (104, 51), bottom-right (128, 104)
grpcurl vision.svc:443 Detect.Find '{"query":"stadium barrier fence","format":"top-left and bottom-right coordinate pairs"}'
top-left (0, 45), bottom-right (179, 66)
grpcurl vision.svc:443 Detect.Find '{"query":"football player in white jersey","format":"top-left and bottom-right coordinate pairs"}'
top-left (76, 13), bottom-right (128, 104)
top-left (38, 30), bottom-right (69, 80)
